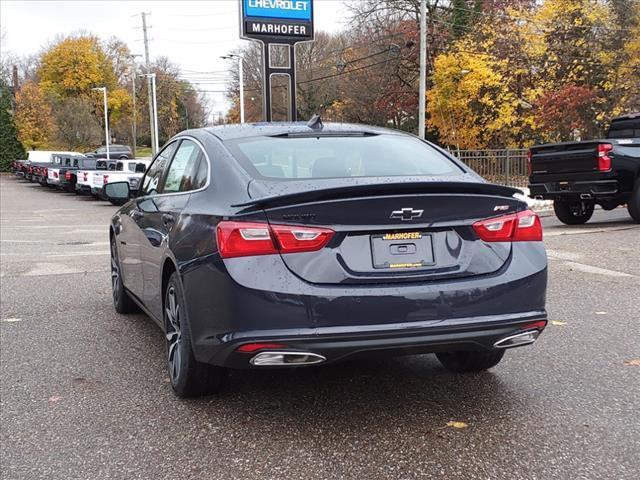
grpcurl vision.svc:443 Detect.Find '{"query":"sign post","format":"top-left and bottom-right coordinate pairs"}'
top-left (240, 0), bottom-right (314, 122)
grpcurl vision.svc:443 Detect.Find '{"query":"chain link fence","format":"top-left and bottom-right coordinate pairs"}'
top-left (453, 149), bottom-right (529, 189)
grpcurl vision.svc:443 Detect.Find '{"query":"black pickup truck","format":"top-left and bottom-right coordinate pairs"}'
top-left (528, 113), bottom-right (640, 224)
top-left (56, 156), bottom-right (98, 192)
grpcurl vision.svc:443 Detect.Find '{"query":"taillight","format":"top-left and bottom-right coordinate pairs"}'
top-left (520, 320), bottom-right (547, 331)
top-left (473, 209), bottom-right (542, 242)
top-left (236, 342), bottom-right (287, 353)
top-left (216, 221), bottom-right (335, 259)
top-left (65, 171), bottom-right (72, 180)
top-left (43, 168), bottom-right (48, 176)
top-left (83, 173), bottom-right (88, 181)
top-left (527, 149), bottom-right (532, 176)
top-left (53, 171), bottom-right (58, 178)
top-left (103, 174), bottom-right (109, 183)
top-left (597, 143), bottom-right (613, 172)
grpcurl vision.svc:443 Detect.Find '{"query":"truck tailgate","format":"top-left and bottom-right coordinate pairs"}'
top-left (530, 141), bottom-right (605, 175)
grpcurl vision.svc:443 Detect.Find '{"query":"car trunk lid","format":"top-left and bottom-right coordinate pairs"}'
top-left (239, 181), bottom-right (525, 285)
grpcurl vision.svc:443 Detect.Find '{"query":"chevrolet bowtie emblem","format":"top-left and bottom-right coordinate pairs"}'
top-left (390, 207), bottom-right (424, 221)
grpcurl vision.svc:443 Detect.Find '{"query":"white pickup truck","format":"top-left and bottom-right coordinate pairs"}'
top-left (91, 159), bottom-right (149, 201)
top-left (76, 160), bottom-right (116, 196)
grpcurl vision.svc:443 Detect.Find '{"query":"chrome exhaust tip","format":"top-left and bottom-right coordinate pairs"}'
top-left (493, 330), bottom-right (540, 349)
top-left (249, 351), bottom-right (327, 366)
top-left (580, 193), bottom-right (593, 200)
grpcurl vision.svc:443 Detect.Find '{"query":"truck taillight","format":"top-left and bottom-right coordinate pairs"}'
top-left (53, 171), bottom-right (58, 178)
top-left (103, 175), bottom-right (109, 184)
top-left (527, 149), bottom-right (532, 176)
top-left (216, 221), bottom-right (335, 259)
top-left (83, 173), bottom-right (88, 181)
top-left (65, 171), bottom-right (72, 180)
top-left (473, 210), bottom-right (542, 242)
top-left (597, 143), bottom-right (613, 172)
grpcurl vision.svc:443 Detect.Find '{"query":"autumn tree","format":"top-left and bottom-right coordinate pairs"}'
top-left (39, 36), bottom-right (117, 98)
top-left (0, 81), bottom-right (26, 170)
top-left (53, 97), bottom-right (102, 149)
top-left (14, 81), bottom-right (55, 150)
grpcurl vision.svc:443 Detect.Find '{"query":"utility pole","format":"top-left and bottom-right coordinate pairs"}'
top-left (141, 12), bottom-right (156, 156)
top-left (418, 0), bottom-right (427, 139)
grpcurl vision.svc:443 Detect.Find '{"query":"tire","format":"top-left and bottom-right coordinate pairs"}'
top-left (627, 180), bottom-right (640, 223)
top-left (110, 235), bottom-right (138, 314)
top-left (553, 200), bottom-right (594, 225)
top-left (436, 350), bottom-right (505, 373)
top-left (164, 272), bottom-right (227, 397)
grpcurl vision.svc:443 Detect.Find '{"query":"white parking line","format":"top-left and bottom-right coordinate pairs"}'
top-left (548, 256), bottom-right (637, 278)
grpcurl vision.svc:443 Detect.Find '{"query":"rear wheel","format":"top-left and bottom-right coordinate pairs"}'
top-left (436, 350), bottom-right (505, 373)
top-left (110, 235), bottom-right (138, 314)
top-left (627, 181), bottom-right (640, 223)
top-left (164, 273), bottom-right (226, 397)
top-left (553, 200), bottom-right (594, 225)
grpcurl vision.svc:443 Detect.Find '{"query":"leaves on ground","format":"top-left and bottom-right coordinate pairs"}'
top-left (623, 358), bottom-right (640, 366)
top-left (2, 318), bottom-right (21, 323)
top-left (551, 320), bottom-right (567, 326)
top-left (446, 421), bottom-right (469, 429)
top-left (48, 395), bottom-right (63, 403)
top-left (594, 312), bottom-right (608, 315)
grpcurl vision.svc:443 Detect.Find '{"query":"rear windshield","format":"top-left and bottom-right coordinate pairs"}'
top-left (227, 134), bottom-right (461, 179)
top-left (607, 119), bottom-right (640, 139)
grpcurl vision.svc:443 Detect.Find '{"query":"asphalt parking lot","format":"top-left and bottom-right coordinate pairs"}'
top-left (1, 174), bottom-right (639, 480)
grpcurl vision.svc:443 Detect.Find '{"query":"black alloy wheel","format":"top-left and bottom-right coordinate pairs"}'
top-left (110, 235), bottom-right (137, 314)
top-left (164, 273), bottom-right (226, 397)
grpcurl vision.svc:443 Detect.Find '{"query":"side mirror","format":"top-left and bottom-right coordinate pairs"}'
top-left (104, 181), bottom-right (131, 205)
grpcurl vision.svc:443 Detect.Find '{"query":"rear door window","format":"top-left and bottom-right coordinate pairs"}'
top-left (161, 139), bottom-right (205, 193)
top-left (140, 142), bottom-right (178, 197)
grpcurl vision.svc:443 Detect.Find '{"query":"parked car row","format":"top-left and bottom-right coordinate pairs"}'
top-left (11, 150), bottom-right (149, 203)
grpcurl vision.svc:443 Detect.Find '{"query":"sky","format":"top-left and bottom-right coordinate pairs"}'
top-left (0, 0), bottom-right (350, 118)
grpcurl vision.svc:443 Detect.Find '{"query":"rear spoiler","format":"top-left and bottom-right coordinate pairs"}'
top-left (232, 181), bottom-right (522, 210)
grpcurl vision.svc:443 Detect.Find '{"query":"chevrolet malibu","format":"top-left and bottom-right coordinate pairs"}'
top-left (105, 121), bottom-right (548, 397)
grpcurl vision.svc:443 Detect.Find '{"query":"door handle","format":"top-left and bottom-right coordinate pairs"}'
top-left (162, 213), bottom-right (175, 226)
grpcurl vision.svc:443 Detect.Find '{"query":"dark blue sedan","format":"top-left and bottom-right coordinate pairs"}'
top-left (106, 121), bottom-right (548, 397)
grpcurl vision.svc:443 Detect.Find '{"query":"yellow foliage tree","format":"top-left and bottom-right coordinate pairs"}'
top-left (427, 52), bottom-right (520, 149)
top-left (39, 36), bottom-right (117, 98)
top-left (15, 81), bottom-right (55, 150)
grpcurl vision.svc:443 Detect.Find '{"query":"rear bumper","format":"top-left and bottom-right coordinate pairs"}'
top-left (91, 187), bottom-right (105, 198)
top-left (528, 180), bottom-right (619, 200)
top-left (211, 311), bottom-right (547, 368)
top-left (182, 242), bottom-right (548, 368)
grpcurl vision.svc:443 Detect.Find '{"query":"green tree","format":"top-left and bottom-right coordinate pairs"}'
top-left (0, 81), bottom-right (26, 171)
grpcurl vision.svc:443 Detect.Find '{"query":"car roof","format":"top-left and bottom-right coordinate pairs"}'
top-left (201, 122), bottom-right (407, 141)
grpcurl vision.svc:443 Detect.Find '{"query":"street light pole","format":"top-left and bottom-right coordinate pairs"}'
top-left (150, 73), bottom-right (159, 153)
top-left (129, 54), bottom-right (142, 158)
top-left (221, 54), bottom-right (245, 123)
top-left (139, 73), bottom-right (160, 154)
top-left (418, 0), bottom-right (427, 139)
top-left (92, 87), bottom-right (110, 160)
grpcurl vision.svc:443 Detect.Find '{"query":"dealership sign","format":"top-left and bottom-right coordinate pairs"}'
top-left (241, 0), bottom-right (314, 43)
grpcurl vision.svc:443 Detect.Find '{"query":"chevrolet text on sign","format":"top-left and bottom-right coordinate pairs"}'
top-left (241, 0), bottom-right (314, 42)
top-left (244, 0), bottom-right (312, 20)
